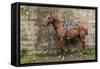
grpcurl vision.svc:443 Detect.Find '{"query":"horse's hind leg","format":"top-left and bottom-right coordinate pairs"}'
top-left (79, 37), bottom-right (85, 54)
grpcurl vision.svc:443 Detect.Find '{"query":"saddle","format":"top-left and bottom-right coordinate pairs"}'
top-left (64, 22), bottom-right (77, 30)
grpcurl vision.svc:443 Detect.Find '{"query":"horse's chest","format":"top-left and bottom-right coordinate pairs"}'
top-left (57, 28), bottom-right (65, 37)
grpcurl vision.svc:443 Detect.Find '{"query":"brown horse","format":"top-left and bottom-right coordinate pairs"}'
top-left (43, 12), bottom-right (88, 60)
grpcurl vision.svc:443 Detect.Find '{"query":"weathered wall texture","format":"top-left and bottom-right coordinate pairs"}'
top-left (20, 5), bottom-right (96, 55)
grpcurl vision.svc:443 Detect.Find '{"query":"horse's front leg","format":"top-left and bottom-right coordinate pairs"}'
top-left (58, 38), bottom-right (65, 60)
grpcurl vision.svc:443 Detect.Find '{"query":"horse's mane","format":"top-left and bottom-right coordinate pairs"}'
top-left (52, 16), bottom-right (63, 24)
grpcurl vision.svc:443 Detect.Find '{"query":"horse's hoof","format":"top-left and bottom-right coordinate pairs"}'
top-left (80, 51), bottom-right (84, 55)
top-left (70, 54), bottom-right (73, 57)
top-left (61, 56), bottom-right (65, 60)
top-left (80, 53), bottom-right (82, 55)
top-left (80, 50), bottom-right (86, 55)
top-left (58, 55), bottom-right (62, 59)
top-left (43, 51), bottom-right (48, 54)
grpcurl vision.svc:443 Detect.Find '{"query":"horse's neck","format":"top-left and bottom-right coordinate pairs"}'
top-left (52, 18), bottom-right (67, 32)
top-left (52, 18), bottom-right (64, 31)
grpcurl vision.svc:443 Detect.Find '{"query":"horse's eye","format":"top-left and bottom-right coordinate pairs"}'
top-left (48, 17), bottom-right (50, 19)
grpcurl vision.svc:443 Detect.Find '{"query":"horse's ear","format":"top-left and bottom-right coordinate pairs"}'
top-left (47, 11), bottom-right (54, 16)
top-left (49, 11), bottom-right (53, 16)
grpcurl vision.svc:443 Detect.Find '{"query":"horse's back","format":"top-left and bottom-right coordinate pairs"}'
top-left (64, 22), bottom-right (78, 30)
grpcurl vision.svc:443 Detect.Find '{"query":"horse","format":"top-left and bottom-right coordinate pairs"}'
top-left (43, 12), bottom-right (88, 60)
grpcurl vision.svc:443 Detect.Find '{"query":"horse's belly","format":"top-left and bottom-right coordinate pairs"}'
top-left (66, 30), bottom-right (78, 39)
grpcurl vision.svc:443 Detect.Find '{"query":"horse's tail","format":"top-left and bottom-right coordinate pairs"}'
top-left (83, 28), bottom-right (88, 35)
top-left (85, 27), bottom-right (88, 35)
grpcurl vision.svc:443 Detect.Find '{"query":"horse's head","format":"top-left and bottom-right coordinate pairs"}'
top-left (43, 12), bottom-right (53, 26)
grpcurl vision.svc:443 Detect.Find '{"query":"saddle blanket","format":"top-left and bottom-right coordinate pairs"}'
top-left (64, 22), bottom-right (77, 30)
